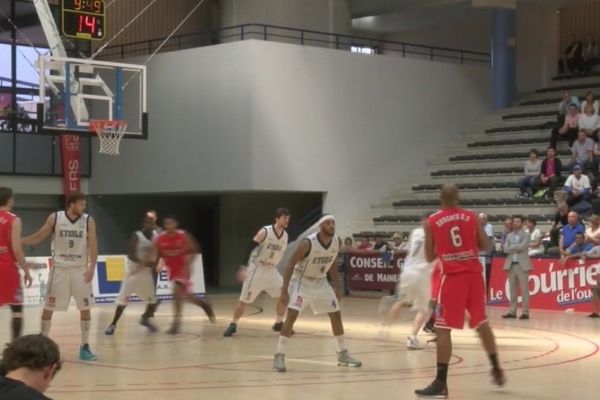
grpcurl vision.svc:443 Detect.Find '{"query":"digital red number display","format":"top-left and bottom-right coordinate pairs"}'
top-left (62, 0), bottom-right (105, 40)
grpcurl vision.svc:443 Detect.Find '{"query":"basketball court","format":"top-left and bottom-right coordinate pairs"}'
top-left (1, 1), bottom-right (600, 399)
top-left (0, 297), bottom-right (596, 399)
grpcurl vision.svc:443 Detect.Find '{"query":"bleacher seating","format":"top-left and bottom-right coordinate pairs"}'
top-left (351, 73), bottom-right (600, 244)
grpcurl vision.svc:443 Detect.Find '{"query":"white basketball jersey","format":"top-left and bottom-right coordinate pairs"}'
top-left (253, 225), bottom-right (288, 268)
top-left (129, 230), bottom-right (158, 269)
top-left (294, 233), bottom-right (340, 279)
top-left (403, 227), bottom-right (432, 272)
top-left (52, 211), bottom-right (89, 268)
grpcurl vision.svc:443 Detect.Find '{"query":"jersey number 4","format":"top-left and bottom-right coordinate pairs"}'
top-left (450, 226), bottom-right (462, 247)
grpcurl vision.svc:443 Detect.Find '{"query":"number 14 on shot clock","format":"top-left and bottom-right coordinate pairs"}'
top-left (61, 0), bottom-right (106, 40)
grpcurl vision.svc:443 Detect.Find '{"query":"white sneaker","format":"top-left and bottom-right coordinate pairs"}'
top-left (406, 336), bottom-right (422, 350)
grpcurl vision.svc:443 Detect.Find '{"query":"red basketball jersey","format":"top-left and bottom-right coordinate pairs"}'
top-left (428, 207), bottom-right (481, 274)
top-left (0, 210), bottom-right (16, 265)
top-left (155, 230), bottom-right (189, 271)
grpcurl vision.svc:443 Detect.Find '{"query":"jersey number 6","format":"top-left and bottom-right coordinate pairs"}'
top-left (450, 226), bottom-right (462, 247)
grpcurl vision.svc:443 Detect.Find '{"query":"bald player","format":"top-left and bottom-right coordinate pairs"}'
top-left (273, 215), bottom-right (361, 372)
top-left (414, 184), bottom-right (505, 398)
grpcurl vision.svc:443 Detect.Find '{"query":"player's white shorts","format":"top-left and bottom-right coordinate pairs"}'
top-left (45, 266), bottom-right (94, 311)
top-left (287, 277), bottom-right (340, 315)
top-left (240, 265), bottom-right (283, 304)
top-left (396, 268), bottom-right (431, 313)
top-left (116, 264), bottom-right (157, 306)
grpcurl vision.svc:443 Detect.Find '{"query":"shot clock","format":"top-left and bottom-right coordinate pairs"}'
top-left (62, 0), bottom-right (105, 40)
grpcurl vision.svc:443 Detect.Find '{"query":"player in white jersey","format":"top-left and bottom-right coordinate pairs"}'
top-left (105, 215), bottom-right (159, 335)
top-left (140, 209), bottom-right (162, 321)
top-left (384, 213), bottom-right (435, 350)
top-left (22, 192), bottom-right (99, 361)
top-left (223, 208), bottom-right (290, 336)
top-left (273, 215), bottom-right (362, 372)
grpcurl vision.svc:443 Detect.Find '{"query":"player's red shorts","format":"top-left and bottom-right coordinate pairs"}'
top-left (0, 262), bottom-right (21, 306)
top-left (166, 263), bottom-right (192, 291)
top-left (430, 263), bottom-right (442, 301)
top-left (435, 271), bottom-right (487, 330)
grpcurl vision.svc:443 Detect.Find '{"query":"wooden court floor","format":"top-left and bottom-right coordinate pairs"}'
top-left (1, 294), bottom-right (598, 400)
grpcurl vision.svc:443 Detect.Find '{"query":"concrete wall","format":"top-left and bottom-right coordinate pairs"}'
top-left (516, 2), bottom-right (560, 95)
top-left (380, 16), bottom-right (492, 54)
top-left (90, 39), bottom-right (491, 234)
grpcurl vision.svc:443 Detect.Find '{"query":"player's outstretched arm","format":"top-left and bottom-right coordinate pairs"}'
top-left (423, 220), bottom-right (436, 263)
top-left (21, 213), bottom-right (55, 245)
top-left (84, 217), bottom-right (98, 284)
top-left (11, 217), bottom-right (32, 288)
top-left (280, 239), bottom-right (311, 305)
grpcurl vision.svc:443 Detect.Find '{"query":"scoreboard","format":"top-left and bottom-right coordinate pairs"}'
top-left (61, 0), bottom-right (105, 40)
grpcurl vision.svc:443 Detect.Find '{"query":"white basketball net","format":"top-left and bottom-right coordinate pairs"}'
top-left (90, 120), bottom-right (127, 156)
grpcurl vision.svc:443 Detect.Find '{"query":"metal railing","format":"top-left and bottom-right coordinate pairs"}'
top-left (100, 23), bottom-right (491, 66)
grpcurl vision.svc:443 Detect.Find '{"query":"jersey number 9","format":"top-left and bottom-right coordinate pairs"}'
top-left (68, 239), bottom-right (75, 248)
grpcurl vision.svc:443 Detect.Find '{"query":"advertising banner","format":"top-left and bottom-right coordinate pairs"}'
top-left (22, 255), bottom-right (206, 306)
top-left (345, 252), bottom-right (404, 291)
top-left (488, 257), bottom-right (599, 311)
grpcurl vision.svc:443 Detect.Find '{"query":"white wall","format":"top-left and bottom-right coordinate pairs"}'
top-left (90, 40), bottom-right (491, 232)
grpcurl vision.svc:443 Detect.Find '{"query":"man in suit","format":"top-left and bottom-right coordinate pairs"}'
top-left (502, 215), bottom-right (532, 320)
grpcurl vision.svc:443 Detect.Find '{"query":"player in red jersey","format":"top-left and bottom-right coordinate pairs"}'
top-left (415, 184), bottom-right (505, 399)
top-left (154, 215), bottom-right (216, 334)
top-left (0, 187), bottom-right (32, 339)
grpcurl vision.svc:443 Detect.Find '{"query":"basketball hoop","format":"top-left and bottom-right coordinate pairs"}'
top-left (89, 120), bottom-right (127, 156)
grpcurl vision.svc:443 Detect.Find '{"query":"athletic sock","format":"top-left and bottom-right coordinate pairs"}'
top-left (436, 362), bottom-right (449, 383)
top-left (81, 320), bottom-right (91, 345)
top-left (275, 315), bottom-right (283, 323)
top-left (489, 353), bottom-right (500, 371)
top-left (335, 335), bottom-right (347, 352)
top-left (276, 335), bottom-right (289, 354)
top-left (231, 318), bottom-right (240, 324)
top-left (11, 317), bottom-right (23, 339)
top-left (41, 319), bottom-right (51, 336)
top-left (112, 305), bottom-right (126, 325)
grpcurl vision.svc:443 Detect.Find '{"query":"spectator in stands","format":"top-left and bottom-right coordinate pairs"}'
top-left (500, 217), bottom-right (514, 251)
top-left (355, 237), bottom-right (373, 252)
top-left (478, 213), bottom-right (494, 242)
top-left (548, 201), bottom-right (570, 251)
top-left (567, 131), bottom-right (594, 173)
top-left (526, 218), bottom-right (544, 256)
top-left (373, 237), bottom-right (390, 252)
top-left (559, 211), bottom-right (585, 255)
top-left (584, 215), bottom-right (600, 245)
top-left (559, 36), bottom-right (583, 76)
top-left (516, 149), bottom-right (542, 198)
top-left (340, 237), bottom-right (354, 253)
top-left (551, 104), bottom-right (580, 148)
top-left (564, 164), bottom-right (592, 208)
top-left (579, 104), bottom-right (600, 139)
top-left (582, 35), bottom-right (599, 74)
top-left (0, 334), bottom-right (61, 399)
top-left (533, 146), bottom-right (562, 199)
top-left (502, 215), bottom-right (531, 320)
top-left (561, 233), bottom-right (593, 264)
top-left (390, 232), bottom-right (406, 252)
top-left (558, 91), bottom-right (581, 123)
top-left (581, 92), bottom-right (600, 115)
